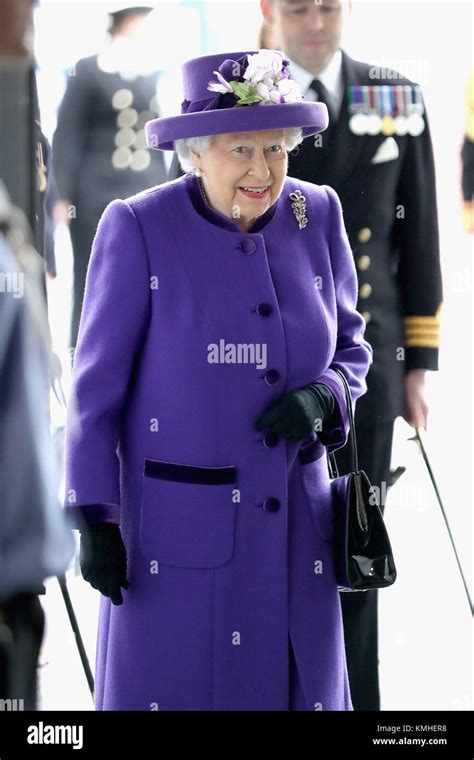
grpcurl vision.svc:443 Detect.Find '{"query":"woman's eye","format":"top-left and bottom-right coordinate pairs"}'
top-left (233, 146), bottom-right (247, 154)
top-left (268, 145), bottom-right (283, 153)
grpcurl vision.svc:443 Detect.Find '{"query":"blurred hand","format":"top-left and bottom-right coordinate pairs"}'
top-left (403, 369), bottom-right (429, 430)
top-left (79, 523), bottom-right (129, 605)
top-left (53, 200), bottom-right (72, 226)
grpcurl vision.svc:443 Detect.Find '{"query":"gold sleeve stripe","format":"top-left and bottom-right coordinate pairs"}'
top-left (405, 338), bottom-right (439, 348)
top-left (404, 316), bottom-right (440, 326)
top-left (405, 325), bottom-right (439, 336)
top-left (463, 200), bottom-right (474, 233)
top-left (403, 304), bottom-right (442, 348)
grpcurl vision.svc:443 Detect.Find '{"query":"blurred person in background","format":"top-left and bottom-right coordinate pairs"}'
top-left (260, 0), bottom-right (443, 710)
top-left (0, 0), bottom-right (74, 710)
top-left (0, 186), bottom-right (75, 709)
top-left (50, 3), bottom-right (167, 364)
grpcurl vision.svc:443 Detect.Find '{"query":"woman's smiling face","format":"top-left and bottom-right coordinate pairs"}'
top-left (190, 129), bottom-right (289, 231)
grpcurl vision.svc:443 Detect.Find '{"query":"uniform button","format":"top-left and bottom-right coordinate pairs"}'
top-left (362, 311), bottom-right (372, 324)
top-left (357, 227), bottom-right (372, 243)
top-left (263, 497), bottom-right (280, 512)
top-left (359, 283), bottom-right (372, 299)
top-left (264, 369), bottom-right (280, 385)
top-left (111, 88), bottom-right (134, 110)
top-left (241, 238), bottom-right (257, 254)
top-left (112, 146), bottom-right (132, 169)
top-left (357, 254), bottom-right (371, 271)
top-left (256, 302), bottom-right (272, 317)
top-left (263, 431), bottom-right (279, 448)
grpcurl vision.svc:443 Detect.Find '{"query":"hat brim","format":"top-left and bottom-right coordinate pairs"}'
top-left (145, 101), bottom-right (329, 151)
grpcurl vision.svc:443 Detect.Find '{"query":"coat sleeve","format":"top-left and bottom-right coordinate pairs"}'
top-left (314, 184), bottom-right (373, 454)
top-left (63, 199), bottom-right (150, 528)
top-left (393, 95), bottom-right (443, 371)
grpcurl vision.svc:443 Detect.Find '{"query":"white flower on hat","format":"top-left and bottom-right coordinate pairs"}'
top-left (276, 77), bottom-right (303, 103)
top-left (207, 50), bottom-right (304, 107)
top-left (244, 50), bottom-right (285, 84)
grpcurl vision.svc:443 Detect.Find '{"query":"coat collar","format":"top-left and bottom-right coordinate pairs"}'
top-left (184, 172), bottom-right (278, 234)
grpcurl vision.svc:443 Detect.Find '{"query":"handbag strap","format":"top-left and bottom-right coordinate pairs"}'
top-left (328, 368), bottom-right (359, 475)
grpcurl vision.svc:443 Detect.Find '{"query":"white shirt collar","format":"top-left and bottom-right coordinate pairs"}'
top-left (288, 49), bottom-right (344, 115)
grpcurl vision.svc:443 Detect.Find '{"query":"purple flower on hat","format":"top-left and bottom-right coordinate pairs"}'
top-left (207, 70), bottom-right (233, 95)
top-left (207, 50), bottom-right (303, 108)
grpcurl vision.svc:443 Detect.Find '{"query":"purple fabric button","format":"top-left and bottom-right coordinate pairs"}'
top-left (263, 497), bottom-right (280, 512)
top-left (263, 431), bottom-right (279, 448)
top-left (256, 302), bottom-right (272, 317)
top-left (241, 238), bottom-right (257, 254)
top-left (264, 369), bottom-right (280, 386)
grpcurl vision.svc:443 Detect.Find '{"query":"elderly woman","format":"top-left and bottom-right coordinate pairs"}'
top-left (64, 49), bottom-right (372, 711)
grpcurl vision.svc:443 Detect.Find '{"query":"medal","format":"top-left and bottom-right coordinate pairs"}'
top-left (380, 86), bottom-right (395, 135)
top-left (394, 85), bottom-right (408, 135)
top-left (407, 85), bottom-right (425, 136)
top-left (348, 86), bottom-right (369, 135)
top-left (367, 86), bottom-right (382, 135)
top-left (407, 113), bottom-right (425, 136)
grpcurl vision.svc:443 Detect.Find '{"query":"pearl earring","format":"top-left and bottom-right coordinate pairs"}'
top-left (195, 168), bottom-right (202, 177)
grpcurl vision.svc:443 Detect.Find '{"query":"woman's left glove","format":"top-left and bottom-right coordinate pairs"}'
top-left (79, 523), bottom-right (129, 605)
top-left (254, 382), bottom-right (335, 443)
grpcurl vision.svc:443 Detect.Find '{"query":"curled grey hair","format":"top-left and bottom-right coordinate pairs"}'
top-left (174, 127), bottom-right (304, 174)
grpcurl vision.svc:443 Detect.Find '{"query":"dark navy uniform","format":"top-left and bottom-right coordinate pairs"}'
top-left (51, 54), bottom-right (168, 352)
top-left (287, 51), bottom-right (443, 711)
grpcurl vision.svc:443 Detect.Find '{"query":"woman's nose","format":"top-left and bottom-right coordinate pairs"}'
top-left (247, 152), bottom-right (271, 180)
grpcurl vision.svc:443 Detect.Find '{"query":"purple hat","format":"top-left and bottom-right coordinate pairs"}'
top-left (145, 49), bottom-right (329, 151)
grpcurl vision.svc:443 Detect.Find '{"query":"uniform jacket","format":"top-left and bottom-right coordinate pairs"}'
top-left (64, 172), bottom-right (372, 710)
top-left (287, 51), bottom-right (443, 423)
top-left (51, 54), bottom-right (168, 224)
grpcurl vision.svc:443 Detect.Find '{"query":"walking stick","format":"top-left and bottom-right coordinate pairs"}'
top-left (411, 427), bottom-right (473, 616)
top-left (57, 574), bottom-right (95, 701)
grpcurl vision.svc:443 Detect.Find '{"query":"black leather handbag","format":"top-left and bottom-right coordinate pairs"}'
top-left (328, 368), bottom-right (397, 592)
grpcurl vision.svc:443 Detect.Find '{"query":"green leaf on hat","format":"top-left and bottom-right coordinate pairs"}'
top-left (230, 81), bottom-right (263, 106)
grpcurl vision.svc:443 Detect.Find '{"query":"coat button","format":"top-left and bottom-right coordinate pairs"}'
top-left (359, 283), bottom-right (372, 299)
top-left (357, 227), bottom-right (372, 243)
top-left (362, 311), bottom-right (372, 324)
top-left (264, 369), bottom-right (280, 385)
top-left (263, 431), bottom-right (279, 448)
top-left (263, 497), bottom-right (280, 512)
top-left (256, 302), bottom-right (272, 317)
top-left (241, 238), bottom-right (257, 254)
top-left (357, 254), bottom-right (371, 271)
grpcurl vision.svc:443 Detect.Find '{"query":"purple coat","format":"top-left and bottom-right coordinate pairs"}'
top-left (64, 172), bottom-right (373, 710)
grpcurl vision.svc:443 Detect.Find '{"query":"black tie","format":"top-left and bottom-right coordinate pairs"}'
top-left (309, 78), bottom-right (334, 120)
top-left (309, 78), bottom-right (336, 144)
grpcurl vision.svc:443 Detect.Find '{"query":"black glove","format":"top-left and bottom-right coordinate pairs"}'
top-left (254, 383), bottom-right (335, 443)
top-left (79, 523), bottom-right (129, 605)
